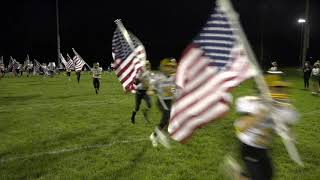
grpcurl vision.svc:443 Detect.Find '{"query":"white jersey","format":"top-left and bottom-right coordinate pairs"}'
top-left (91, 67), bottom-right (102, 78)
top-left (136, 71), bottom-right (153, 91)
top-left (27, 64), bottom-right (33, 70)
top-left (234, 96), bottom-right (298, 149)
top-left (150, 72), bottom-right (176, 100)
top-left (311, 67), bottom-right (320, 76)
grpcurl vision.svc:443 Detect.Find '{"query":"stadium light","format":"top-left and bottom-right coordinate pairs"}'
top-left (298, 18), bottom-right (306, 23)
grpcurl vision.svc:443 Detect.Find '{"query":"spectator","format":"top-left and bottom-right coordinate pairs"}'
top-left (310, 63), bottom-right (320, 95)
top-left (269, 61), bottom-right (278, 71)
top-left (303, 61), bottom-right (312, 89)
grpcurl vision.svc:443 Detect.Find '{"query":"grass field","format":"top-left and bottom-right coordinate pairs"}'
top-left (0, 70), bottom-right (319, 179)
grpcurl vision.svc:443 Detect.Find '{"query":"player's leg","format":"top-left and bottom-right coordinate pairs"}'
top-left (77, 72), bottom-right (81, 83)
top-left (131, 92), bottom-right (142, 124)
top-left (142, 91), bottom-right (151, 122)
top-left (241, 143), bottom-right (272, 180)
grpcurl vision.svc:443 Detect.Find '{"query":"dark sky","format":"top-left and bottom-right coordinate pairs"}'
top-left (0, 0), bottom-right (319, 68)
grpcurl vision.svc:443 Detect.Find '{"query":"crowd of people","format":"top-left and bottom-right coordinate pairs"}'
top-left (267, 60), bottom-right (320, 95)
top-left (303, 60), bottom-right (320, 95)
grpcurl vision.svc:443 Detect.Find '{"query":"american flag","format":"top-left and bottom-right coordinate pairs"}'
top-left (72, 49), bottom-right (86, 71)
top-left (8, 56), bottom-right (19, 71)
top-left (112, 27), bottom-right (146, 92)
top-left (33, 59), bottom-right (42, 73)
top-left (66, 54), bottom-right (74, 70)
top-left (168, 6), bottom-right (256, 142)
top-left (7, 56), bottom-right (13, 70)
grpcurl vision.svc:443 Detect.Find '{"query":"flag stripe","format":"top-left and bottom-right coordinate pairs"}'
top-left (112, 26), bottom-right (146, 92)
top-left (168, 6), bottom-right (255, 142)
top-left (172, 101), bottom-right (230, 142)
top-left (171, 54), bottom-right (251, 127)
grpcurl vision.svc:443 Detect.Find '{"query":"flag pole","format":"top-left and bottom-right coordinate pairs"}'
top-left (114, 19), bottom-right (135, 50)
top-left (218, 0), bottom-right (303, 166)
top-left (217, 0), bottom-right (271, 101)
top-left (114, 19), bottom-right (147, 65)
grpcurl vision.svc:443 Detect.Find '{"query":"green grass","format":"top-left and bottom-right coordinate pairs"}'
top-left (0, 70), bottom-right (319, 179)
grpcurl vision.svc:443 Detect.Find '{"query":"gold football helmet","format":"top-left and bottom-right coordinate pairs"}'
top-left (93, 62), bottom-right (99, 67)
top-left (160, 58), bottom-right (177, 76)
top-left (265, 73), bottom-right (290, 100)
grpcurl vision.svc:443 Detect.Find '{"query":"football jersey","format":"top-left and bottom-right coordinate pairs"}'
top-left (151, 72), bottom-right (176, 100)
top-left (91, 67), bottom-right (102, 78)
top-left (234, 96), bottom-right (298, 149)
top-left (136, 71), bottom-right (153, 91)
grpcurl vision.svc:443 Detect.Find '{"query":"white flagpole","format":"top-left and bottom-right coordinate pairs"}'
top-left (218, 0), bottom-right (303, 166)
top-left (217, 0), bottom-right (271, 100)
top-left (114, 19), bottom-right (135, 50)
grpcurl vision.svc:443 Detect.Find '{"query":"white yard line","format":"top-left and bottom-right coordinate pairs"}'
top-left (0, 110), bottom-right (318, 163)
top-left (0, 138), bottom-right (147, 163)
top-left (0, 99), bottom-right (126, 111)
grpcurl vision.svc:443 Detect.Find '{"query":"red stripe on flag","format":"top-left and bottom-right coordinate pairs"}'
top-left (179, 103), bottom-right (230, 143)
top-left (118, 60), bottom-right (141, 84)
top-left (169, 46), bottom-right (254, 142)
top-left (171, 99), bottom-right (231, 141)
top-left (170, 75), bottom-right (236, 124)
top-left (115, 57), bottom-right (133, 75)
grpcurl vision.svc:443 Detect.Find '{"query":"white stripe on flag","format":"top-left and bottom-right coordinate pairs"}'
top-left (168, 46), bottom-right (255, 142)
top-left (122, 58), bottom-right (143, 88)
top-left (115, 45), bottom-right (144, 74)
top-left (171, 102), bottom-right (230, 141)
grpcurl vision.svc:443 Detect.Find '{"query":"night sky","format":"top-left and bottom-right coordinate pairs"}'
top-left (0, 0), bottom-right (319, 68)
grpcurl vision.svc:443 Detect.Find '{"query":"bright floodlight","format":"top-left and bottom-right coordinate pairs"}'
top-left (298, 18), bottom-right (306, 23)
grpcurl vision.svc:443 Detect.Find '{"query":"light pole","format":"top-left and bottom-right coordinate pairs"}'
top-left (298, 18), bottom-right (306, 67)
top-left (56, 0), bottom-right (61, 65)
top-left (298, 0), bottom-right (310, 68)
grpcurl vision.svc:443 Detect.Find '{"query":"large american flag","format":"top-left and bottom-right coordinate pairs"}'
top-left (72, 49), bottom-right (86, 71)
top-left (112, 27), bottom-right (146, 92)
top-left (168, 6), bottom-right (256, 142)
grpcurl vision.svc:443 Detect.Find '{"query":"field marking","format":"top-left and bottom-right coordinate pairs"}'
top-left (0, 99), bottom-right (128, 111)
top-left (0, 110), bottom-right (318, 163)
top-left (0, 138), bottom-right (148, 163)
